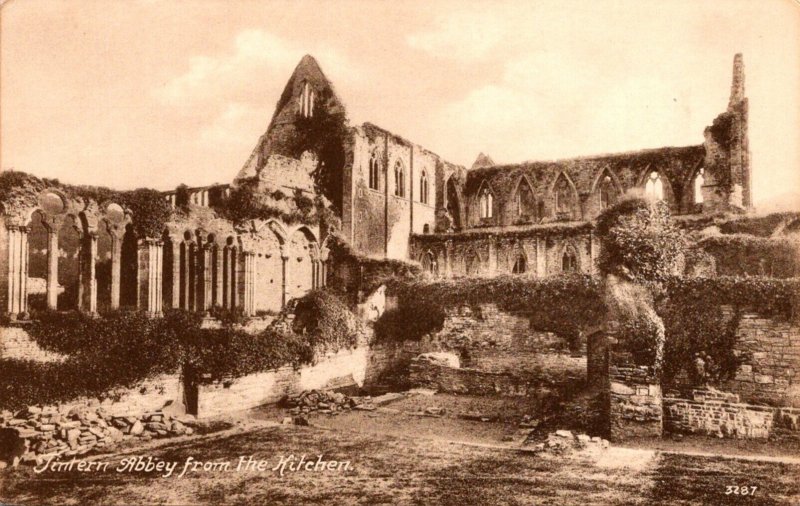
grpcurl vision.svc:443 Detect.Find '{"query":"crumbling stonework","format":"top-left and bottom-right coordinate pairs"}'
top-left (664, 388), bottom-right (775, 439)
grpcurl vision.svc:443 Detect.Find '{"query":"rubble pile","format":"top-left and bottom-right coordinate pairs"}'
top-left (283, 390), bottom-right (376, 415)
top-left (526, 429), bottom-right (610, 453)
top-left (0, 406), bottom-right (196, 467)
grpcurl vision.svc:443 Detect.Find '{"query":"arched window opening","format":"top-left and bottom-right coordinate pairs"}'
top-left (27, 211), bottom-right (49, 311)
top-left (162, 232), bottom-right (174, 311)
top-left (421, 251), bottom-right (438, 277)
top-left (120, 224), bottom-right (138, 308)
top-left (555, 176), bottom-right (574, 216)
top-left (479, 188), bottom-right (493, 219)
top-left (420, 170), bottom-right (429, 204)
top-left (423, 224), bottom-right (430, 234)
top-left (515, 179), bottom-right (534, 218)
top-left (512, 253), bottom-right (527, 274)
top-left (300, 81), bottom-right (314, 118)
top-left (57, 216), bottom-right (82, 310)
top-left (600, 175), bottom-right (615, 210)
top-left (394, 161), bottom-right (405, 197)
top-left (537, 201), bottom-right (545, 221)
top-left (465, 251), bottom-right (481, 276)
top-left (693, 168), bottom-right (705, 204)
top-left (562, 247), bottom-right (579, 273)
top-left (645, 171), bottom-right (664, 200)
top-left (446, 177), bottom-right (462, 229)
top-left (368, 153), bottom-right (380, 190)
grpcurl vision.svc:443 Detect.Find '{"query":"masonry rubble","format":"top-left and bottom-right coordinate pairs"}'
top-left (0, 405), bottom-right (197, 467)
top-left (282, 389), bottom-right (376, 415)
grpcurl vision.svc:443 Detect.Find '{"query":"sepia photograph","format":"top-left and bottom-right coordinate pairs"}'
top-left (0, 0), bottom-right (799, 504)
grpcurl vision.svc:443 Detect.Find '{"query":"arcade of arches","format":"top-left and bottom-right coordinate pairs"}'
top-left (0, 191), bottom-right (328, 319)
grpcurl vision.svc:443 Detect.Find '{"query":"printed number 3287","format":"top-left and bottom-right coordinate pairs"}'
top-left (726, 486), bottom-right (757, 496)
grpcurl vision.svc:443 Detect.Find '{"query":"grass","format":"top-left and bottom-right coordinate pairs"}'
top-left (1, 422), bottom-right (798, 505)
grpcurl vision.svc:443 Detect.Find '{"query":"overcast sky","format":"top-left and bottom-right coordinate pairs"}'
top-left (2, 0), bottom-right (798, 209)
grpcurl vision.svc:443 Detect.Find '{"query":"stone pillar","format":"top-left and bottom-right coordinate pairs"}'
top-left (589, 231), bottom-right (600, 276)
top-left (171, 240), bottom-right (181, 310)
top-left (46, 228), bottom-right (59, 310)
top-left (281, 250), bottom-right (289, 308)
top-left (241, 251), bottom-right (254, 316)
top-left (444, 240), bottom-right (453, 278)
top-left (110, 235), bottom-right (122, 310)
top-left (488, 236), bottom-right (498, 276)
top-left (137, 239), bottom-right (163, 317)
top-left (229, 249), bottom-right (238, 310)
top-left (214, 246), bottom-right (224, 308)
top-left (82, 232), bottom-right (98, 314)
top-left (201, 245), bottom-right (213, 312)
top-left (6, 225), bottom-right (29, 318)
top-left (535, 237), bottom-right (547, 278)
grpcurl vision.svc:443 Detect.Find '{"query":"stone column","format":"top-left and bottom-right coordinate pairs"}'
top-left (488, 236), bottom-right (498, 276)
top-left (202, 245), bottom-right (213, 312)
top-left (444, 240), bottom-right (453, 278)
top-left (109, 234), bottom-right (122, 310)
top-left (535, 237), bottom-right (547, 278)
top-left (137, 239), bottom-right (163, 317)
top-left (214, 246), bottom-right (224, 308)
top-left (46, 227), bottom-right (59, 310)
top-left (171, 240), bottom-right (181, 310)
top-left (589, 231), bottom-right (600, 276)
top-left (281, 249), bottom-right (289, 308)
top-left (83, 232), bottom-right (98, 314)
top-left (6, 225), bottom-right (29, 318)
top-left (228, 249), bottom-right (238, 310)
top-left (241, 252), bottom-right (254, 316)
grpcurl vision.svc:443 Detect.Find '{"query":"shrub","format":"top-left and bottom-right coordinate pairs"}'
top-left (696, 234), bottom-right (798, 278)
top-left (596, 197), bottom-right (686, 284)
top-left (379, 274), bottom-right (605, 347)
top-left (292, 289), bottom-right (362, 352)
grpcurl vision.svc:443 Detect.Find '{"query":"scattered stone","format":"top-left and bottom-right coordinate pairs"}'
top-left (424, 407), bottom-right (445, 417)
top-left (555, 430), bottom-right (573, 439)
top-left (293, 416), bottom-right (310, 426)
top-left (281, 417), bottom-right (293, 425)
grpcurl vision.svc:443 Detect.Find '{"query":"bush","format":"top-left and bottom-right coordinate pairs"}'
top-left (379, 274), bottom-right (605, 347)
top-left (656, 276), bottom-right (799, 388)
top-left (596, 197), bottom-right (686, 284)
top-left (2, 290), bottom-right (361, 410)
top-left (696, 234), bottom-right (798, 278)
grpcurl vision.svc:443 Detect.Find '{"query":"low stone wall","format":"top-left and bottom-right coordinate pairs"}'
top-left (608, 366), bottom-right (662, 441)
top-left (0, 326), bottom-right (65, 362)
top-left (197, 346), bottom-right (370, 418)
top-left (408, 357), bottom-right (532, 397)
top-left (722, 312), bottom-right (800, 407)
top-left (664, 388), bottom-right (800, 439)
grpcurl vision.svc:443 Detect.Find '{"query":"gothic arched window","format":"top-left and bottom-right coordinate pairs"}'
top-left (421, 251), bottom-right (438, 277)
top-left (512, 253), bottom-right (527, 274)
top-left (600, 175), bottom-right (615, 210)
top-left (300, 81), bottom-right (314, 118)
top-left (555, 176), bottom-right (574, 214)
top-left (562, 247), bottom-right (578, 273)
top-left (645, 171), bottom-right (664, 200)
top-left (420, 170), bottom-right (429, 204)
top-left (693, 168), bottom-right (705, 204)
top-left (368, 153), bottom-right (380, 190)
top-left (515, 178), bottom-right (533, 218)
top-left (394, 161), bottom-right (405, 197)
top-left (479, 187), bottom-right (493, 219)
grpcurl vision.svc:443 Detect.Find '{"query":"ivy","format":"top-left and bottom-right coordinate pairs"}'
top-left (596, 197), bottom-right (686, 284)
top-left (0, 171), bottom-right (172, 238)
top-left (380, 274), bottom-right (605, 347)
top-left (696, 234), bottom-right (798, 278)
top-left (2, 290), bottom-right (359, 410)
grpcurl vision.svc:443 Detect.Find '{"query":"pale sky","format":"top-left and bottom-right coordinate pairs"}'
top-left (1, 0), bottom-right (799, 210)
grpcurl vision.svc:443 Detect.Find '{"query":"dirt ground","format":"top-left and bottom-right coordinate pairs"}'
top-left (2, 392), bottom-right (799, 505)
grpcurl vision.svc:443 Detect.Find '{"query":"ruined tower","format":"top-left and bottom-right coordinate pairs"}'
top-left (702, 53), bottom-right (752, 211)
top-left (234, 55), bottom-right (349, 213)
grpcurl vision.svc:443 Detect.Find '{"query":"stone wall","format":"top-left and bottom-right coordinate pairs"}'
top-left (196, 346), bottom-right (370, 418)
top-left (0, 326), bottom-right (65, 362)
top-left (408, 357), bottom-right (536, 397)
top-left (608, 365), bottom-right (663, 440)
top-left (410, 226), bottom-right (597, 279)
top-left (664, 388), bottom-right (776, 439)
top-left (722, 312), bottom-right (800, 407)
